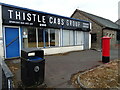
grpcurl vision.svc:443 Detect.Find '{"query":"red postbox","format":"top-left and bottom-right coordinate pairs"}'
top-left (102, 36), bottom-right (111, 63)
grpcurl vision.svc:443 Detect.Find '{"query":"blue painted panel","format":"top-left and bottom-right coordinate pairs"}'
top-left (5, 27), bottom-right (20, 58)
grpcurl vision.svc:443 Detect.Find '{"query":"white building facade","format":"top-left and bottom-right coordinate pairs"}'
top-left (0, 3), bottom-right (91, 59)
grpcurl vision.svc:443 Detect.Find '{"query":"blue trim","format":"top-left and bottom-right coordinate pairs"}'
top-left (0, 2), bottom-right (89, 23)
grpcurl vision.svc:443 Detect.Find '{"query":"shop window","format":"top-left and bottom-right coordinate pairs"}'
top-left (22, 27), bottom-right (59, 48)
top-left (62, 30), bottom-right (83, 46)
top-left (50, 29), bottom-right (55, 46)
top-left (45, 29), bottom-right (49, 47)
top-left (69, 30), bottom-right (74, 46)
top-left (45, 29), bottom-right (59, 47)
top-left (76, 31), bottom-right (83, 45)
top-left (63, 30), bottom-right (70, 46)
top-left (28, 27), bottom-right (37, 48)
top-left (91, 33), bottom-right (97, 43)
top-left (38, 28), bottom-right (44, 47)
top-left (74, 31), bottom-right (83, 45)
top-left (74, 31), bottom-right (77, 45)
top-left (55, 29), bottom-right (59, 46)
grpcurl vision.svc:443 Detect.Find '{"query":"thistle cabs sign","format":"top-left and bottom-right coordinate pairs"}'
top-left (2, 5), bottom-right (90, 31)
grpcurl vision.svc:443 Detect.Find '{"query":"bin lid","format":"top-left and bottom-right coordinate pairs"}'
top-left (28, 56), bottom-right (43, 61)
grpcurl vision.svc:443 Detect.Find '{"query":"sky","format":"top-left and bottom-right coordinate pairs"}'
top-left (0, 0), bottom-right (120, 22)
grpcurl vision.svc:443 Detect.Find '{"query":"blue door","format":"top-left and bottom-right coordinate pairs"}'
top-left (5, 27), bottom-right (20, 58)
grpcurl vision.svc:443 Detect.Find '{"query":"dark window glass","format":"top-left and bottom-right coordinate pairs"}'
top-left (38, 28), bottom-right (44, 47)
top-left (45, 30), bottom-right (49, 47)
top-left (50, 29), bottom-right (55, 46)
top-left (28, 27), bottom-right (37, 47)
top-left (117, 31), bottom-right (120, 41)
top-left (91, 33), bottom-right (97, 43)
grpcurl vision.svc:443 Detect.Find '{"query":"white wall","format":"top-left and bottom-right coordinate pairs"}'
top-left (42, 45), bottom-right (84, 55)
top-left (0, 5), bottom-right (4, 58)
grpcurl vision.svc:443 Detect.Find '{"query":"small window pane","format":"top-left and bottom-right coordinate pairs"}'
top-left (74, 31), bottom-right (77, 45)
top-left (63, 30), bottom-right (70, 46)
top-left (91, 33), bottom-right (97, 43)
top-left (50, 29), bottom-right (55, 46)
top-left (69, 30), bottom-right (74, 46)
top-left (38, 28), bottom-right (44, 47)
top-left (28, 27), bottom-right (37, 48)
top-left (76, 31), bottom-right (81, 45)
top-left (45, 29), bottom-right (49, 47)
top-left (55, 29), bottom-right (59, 46)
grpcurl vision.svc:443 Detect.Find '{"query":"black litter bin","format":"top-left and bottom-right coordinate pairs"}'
top-left (21, 48), bottom-right (45, 87)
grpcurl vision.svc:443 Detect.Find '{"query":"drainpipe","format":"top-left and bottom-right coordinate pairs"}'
top-left (101, 27), bottom-right (106, 50)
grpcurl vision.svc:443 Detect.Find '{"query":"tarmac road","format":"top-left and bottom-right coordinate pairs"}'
top-left (45, 49), bottom-right (118, 88)
top-left (4, 49), bottom-right (118, 88)
top-left (45, 50), bottom-right (102, 88)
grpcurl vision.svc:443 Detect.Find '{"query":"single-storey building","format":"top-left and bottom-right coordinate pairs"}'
top-left (71, 9), bottom-right (120, 50)
top-left (0, 3), bottom-right (91, 59)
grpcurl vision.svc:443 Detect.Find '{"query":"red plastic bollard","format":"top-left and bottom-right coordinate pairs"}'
top-left (102, 36), bottom-right (111, 63)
